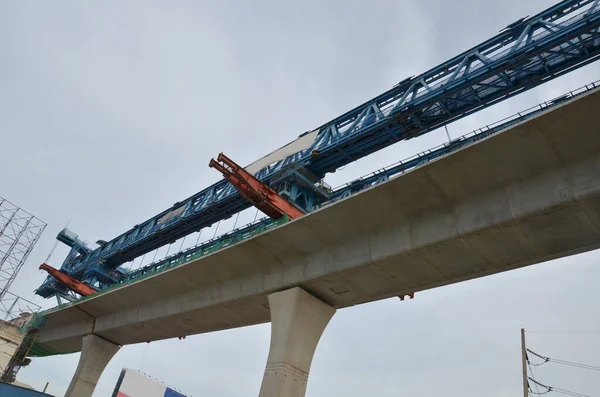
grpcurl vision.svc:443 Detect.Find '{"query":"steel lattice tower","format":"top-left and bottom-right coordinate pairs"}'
top-left (0, 197), bottom-right (46, 300)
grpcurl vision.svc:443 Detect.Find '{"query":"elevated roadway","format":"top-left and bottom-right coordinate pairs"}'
top-left (37, 86), bottom-right (600, 355)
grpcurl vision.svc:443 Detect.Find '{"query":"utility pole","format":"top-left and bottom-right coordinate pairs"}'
top-left (521, 328), bottom-right (528, 397)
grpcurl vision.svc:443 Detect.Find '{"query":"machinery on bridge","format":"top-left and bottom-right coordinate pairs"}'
top-left (36, 0), bottom-right (600, 303)
top-left (209, 153), bottom-right (305, 220)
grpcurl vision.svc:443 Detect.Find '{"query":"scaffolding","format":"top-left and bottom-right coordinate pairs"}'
top-left (0, 197), bottom-right (46, 301)
top-left (0, 197), bottom-right (45, 383)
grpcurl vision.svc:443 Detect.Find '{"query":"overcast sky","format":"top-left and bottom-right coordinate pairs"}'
top-left (1, 1), bottom-right (600, 396)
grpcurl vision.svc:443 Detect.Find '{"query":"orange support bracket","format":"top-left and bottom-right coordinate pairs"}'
top-left (398, 292), bottom-right (415, 301)
top-left (39, 263), bottom-right (98, 297)
top-left (209, 152), bottom-right (304, 220)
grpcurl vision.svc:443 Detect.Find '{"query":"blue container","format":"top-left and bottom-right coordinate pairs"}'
top-left (0, 382), bottom-right (51, 397)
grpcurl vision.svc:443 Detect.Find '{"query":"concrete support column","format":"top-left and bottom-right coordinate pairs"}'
top-left (259, 287), bottom-right (335, 397)
top-left (65, 334), bottom-right (120, 397)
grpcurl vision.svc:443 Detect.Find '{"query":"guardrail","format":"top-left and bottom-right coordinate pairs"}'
top-left (328, 80), bottom-right (600, 200)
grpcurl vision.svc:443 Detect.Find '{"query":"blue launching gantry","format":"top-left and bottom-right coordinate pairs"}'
top-left (36, 0), bottom-right (600, 302)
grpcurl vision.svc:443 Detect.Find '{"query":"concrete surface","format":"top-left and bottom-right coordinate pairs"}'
top-left (64, 334), bottom-right (120, 397)
top-left (258, 287), bottom-right (335, 397)
top-left (37, 86), bottom-right (600, 354)
top-left (0, 320), bottom-right (24, 375)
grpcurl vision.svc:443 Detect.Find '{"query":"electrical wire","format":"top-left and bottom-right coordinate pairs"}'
top-left (528, 378), bottom-right (590, 397)
top-left (529, 387), bottom-right (551, 395)
top-left (555, 389), bottom-right (591, 397)
top-left (553, 390), bottom-right (591, 397)
top-left (528, 349), bottom-right (600, 372)
top-left (549, 359), bottom-right (600, 372)
top-left (528, 358), bottom-right (543, 396)
top-left (526, 331), bottom-right (600, 335)
top-left (528, 349), bottom-right (550, 366)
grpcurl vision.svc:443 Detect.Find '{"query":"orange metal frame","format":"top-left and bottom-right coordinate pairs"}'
top-left (39, 263), bottom-right (98, 296)
top-left (209, 153), bottom-right (304, 220)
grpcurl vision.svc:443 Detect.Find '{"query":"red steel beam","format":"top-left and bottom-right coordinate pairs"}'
top-left (39, 263), bottom-right (98, 297)
top-left (209, 152), bottom-right (304, 220)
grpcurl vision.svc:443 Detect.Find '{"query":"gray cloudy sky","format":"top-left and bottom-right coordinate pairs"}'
top-left (1, 1), bottom-right (600, 396)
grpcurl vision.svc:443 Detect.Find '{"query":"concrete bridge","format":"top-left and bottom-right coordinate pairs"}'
top-left (37, 87), bottom-right (600, 396)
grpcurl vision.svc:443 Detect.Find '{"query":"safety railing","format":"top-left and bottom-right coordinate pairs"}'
top-left (333, 80), bottom-right (599, 193)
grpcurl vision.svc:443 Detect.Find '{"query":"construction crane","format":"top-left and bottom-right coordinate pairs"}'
top-left (37, 0), bottom-right (600, 302)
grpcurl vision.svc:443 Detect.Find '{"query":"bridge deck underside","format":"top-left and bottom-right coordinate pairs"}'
top-left (38, 88), bottom-right (600, 354)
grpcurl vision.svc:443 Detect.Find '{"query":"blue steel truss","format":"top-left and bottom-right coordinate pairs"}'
top-left (58, 80), bottom-right (600, 299)
top-left (36, 0), bottom-right (600, 300)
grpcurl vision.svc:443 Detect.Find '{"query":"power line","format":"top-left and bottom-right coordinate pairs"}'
top-left (529, 387), bottom-right (551, 395)
top-left (523, 332), bottom-right (596, 397)
top-left (528, 358), bottom-right (543, 396)
top-left (528, 378), bottom-right (590, 397)
top-left (528, 347), bottom-right (549, 366)
top-left (527, 330), bottom-right (600, 335)
top-left (528, 369), bottom-right (543, 395)
top-left (527, 349), bottom-right (600, 372)
top-left (548, 358), bottom-right (600, 372)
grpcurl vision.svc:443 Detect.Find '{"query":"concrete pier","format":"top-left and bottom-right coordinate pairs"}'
top-left (258, 287), bottom-right (335, 397)
top-left (65, 334), bottom-right (120, 397)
